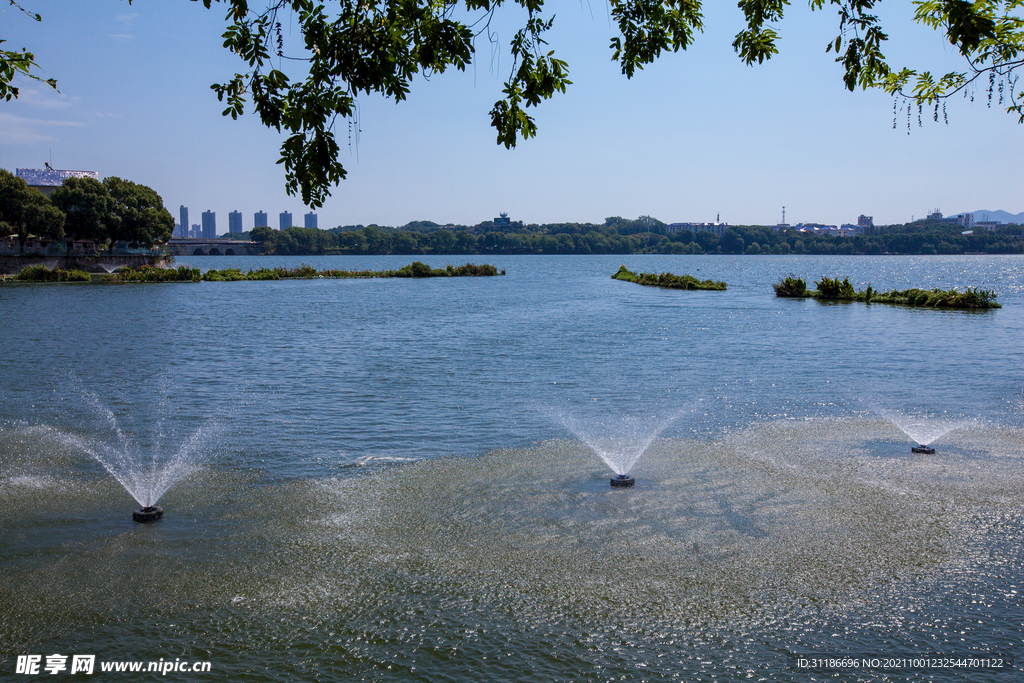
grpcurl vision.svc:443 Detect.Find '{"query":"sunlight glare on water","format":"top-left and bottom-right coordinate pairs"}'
top-left (1, 254), bottom-right (1023, 680)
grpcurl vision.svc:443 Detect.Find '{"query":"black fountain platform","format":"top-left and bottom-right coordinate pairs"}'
top-left (133, 506), bottom-right (164, 523)
top-left (911, 445), bottom-right (936, 454)
top-left (610, 474), bottom-right (635, 488)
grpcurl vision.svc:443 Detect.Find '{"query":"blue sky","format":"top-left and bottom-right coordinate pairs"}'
top-left (2, 1), bottom-right (1021, 231)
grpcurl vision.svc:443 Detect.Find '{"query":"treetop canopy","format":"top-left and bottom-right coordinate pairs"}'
top-left (4, 0), bottom-right (1021, 206)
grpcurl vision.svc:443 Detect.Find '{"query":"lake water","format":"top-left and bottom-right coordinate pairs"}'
top-left (2, 254), bottom-right (1022, 681)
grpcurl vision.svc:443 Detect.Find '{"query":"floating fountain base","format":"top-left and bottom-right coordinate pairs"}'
top-left (911, 445), bottom-right (936, 455)
top-left (132, 506), bottom-right (163, 523)
top-left (610, 475), bottom-right (635, 488)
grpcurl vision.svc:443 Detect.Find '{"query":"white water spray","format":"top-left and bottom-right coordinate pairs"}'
top-left (875, 407), bottom-right (965, 446)
top-left (56, 380), bottom-right (220, 507)
top-left (557, 410), bottom-right (683, 476)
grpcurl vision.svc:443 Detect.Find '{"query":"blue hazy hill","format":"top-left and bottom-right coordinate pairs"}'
top-left (967, 210), bottom-right (1024, 224)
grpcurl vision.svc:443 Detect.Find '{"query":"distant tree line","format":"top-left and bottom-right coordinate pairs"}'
top-left (660, 221), bottom-right (1024, 255)
top-left (247, 217), bottom-right (1024, 256)
top-left (0, 169), bottom-right (174, 251)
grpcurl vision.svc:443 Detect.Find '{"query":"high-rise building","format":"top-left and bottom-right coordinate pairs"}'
top-left (202, 211), bottom-right (216, 239)
top-left (191, 224), bottom-right (200, 238)
top-left (279, 211), bottom-right (293, 230)
top-left (179, 205), bottom-right (189, 238)
top-left (254, 211), bottom-right (268, 228)
top-left (229, 211), bottom-right (243, 234)
top-left (304, 212), bottom-right (318, 229)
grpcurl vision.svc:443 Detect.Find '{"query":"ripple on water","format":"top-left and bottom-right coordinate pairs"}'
top-left (2, 418), bottom-right (1022, 680)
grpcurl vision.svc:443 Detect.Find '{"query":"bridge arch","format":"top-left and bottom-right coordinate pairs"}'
top-left (225, 249), bottom-right (236, 255)
top-left (193, 248), bottom-right (205, 255)
top-left (208, 248), bottom-right (222, 255)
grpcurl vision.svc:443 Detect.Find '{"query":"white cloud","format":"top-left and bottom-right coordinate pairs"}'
top-left (0, 112), bottom-right (85, 145)
top-left (109, 12), bottom-right (139, 40)
top-left (15, 83), bottom-right (81, 110)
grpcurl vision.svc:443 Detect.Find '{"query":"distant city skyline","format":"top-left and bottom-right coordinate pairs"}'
top-left (13, 166), bottom-right (1019, 236)
top-left (173, 206), bottom-right (315, 235)
top-left (3, 3), bottom-right (1020, 228)
top-left (16, 165), bottom-right (1020, 235)
top-left (167, 204), bottom-right (1020, 235)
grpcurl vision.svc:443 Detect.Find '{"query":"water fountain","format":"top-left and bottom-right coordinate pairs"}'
top-left (132, 506), bottom-right (163, 523)
top-left (56, 379), bottom-right (220, 523)
top-left (557, 409), bottom-right (681, 487)
top-left (875, 407), bottom-right (964, 455)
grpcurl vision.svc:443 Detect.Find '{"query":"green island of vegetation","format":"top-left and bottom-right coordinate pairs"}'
top-left (9, 264), bottom-right (92, 282)
top-left (773, 275), bottom-right (1001, 309)
top-left (612, 265), bottom-right (727, 291)
top-left (4, 262), bottom-right (503, 284)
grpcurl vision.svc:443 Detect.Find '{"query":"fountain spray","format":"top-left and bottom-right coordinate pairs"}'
top-left (874, 407), bottom-right (964, 456)
top-left (557, 408), bottom-right (685, 489)
top-left (56, 376), bottom-right (221, 524)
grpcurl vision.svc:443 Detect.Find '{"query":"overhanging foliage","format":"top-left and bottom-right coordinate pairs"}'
top-left (4, 1), bottom-right (1021, 204)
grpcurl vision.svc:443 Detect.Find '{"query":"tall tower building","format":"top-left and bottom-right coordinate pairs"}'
top-left (179, 205), bottom-right (189, 238)
top-left (202, 211), bottom-right (216, 239)
top-left (254, 211), bottom-right (268, 228)
top-left (279, 211), bottom-right (293, 230)
top-left (304, 212), bottom-right (318, 229)
top-left (229, 211), bottom-right (243, 234)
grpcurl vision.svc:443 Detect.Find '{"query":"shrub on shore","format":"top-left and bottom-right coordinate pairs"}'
top-left (197, 263), bottom-right (502, 280)
top-left (449, 263), bottom-right (501, 277)
top-left (772, 275), bottom-right (807, 297)
top-left (117, 265), bottom-right (201, 282)
top-left (859, 286), bottom-right (999, 308)
top-left (202, 267), bottom-right (279, 281)
top-left (772, 274), bottom-right (1001, 309)
top-left (395, 262), bottom-right (500, 277)
top-left (14, 265), bottom-right (91, 282)
top-left (105, 263), bottom-right (502, 282)
top-left (814, 276), bottom-right (856, 300)
top-left (612, 265), bottom-right (727, 291)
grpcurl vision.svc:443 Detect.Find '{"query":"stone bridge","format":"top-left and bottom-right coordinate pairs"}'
top-left (167, 238), bottom-right (262, 256)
